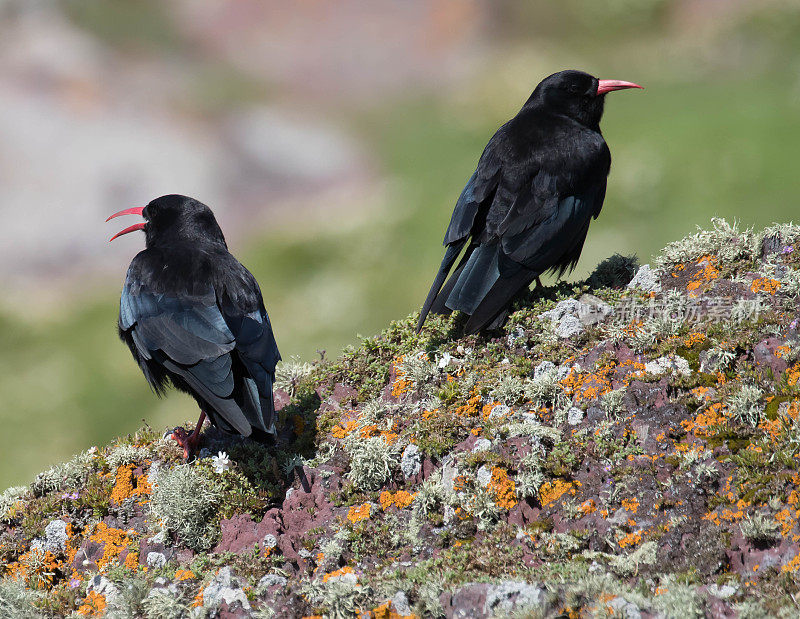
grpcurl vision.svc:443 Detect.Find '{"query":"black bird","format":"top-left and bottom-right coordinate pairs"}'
top-left (416, 70), bottom-right (642, 335)
top-left (107, 195), bottom-right (281, 459)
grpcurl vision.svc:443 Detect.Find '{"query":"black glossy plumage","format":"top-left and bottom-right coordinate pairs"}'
top-left (417, 70), bottom-right (616, 335)
top-left (117, 195), bottom-right (280, 438)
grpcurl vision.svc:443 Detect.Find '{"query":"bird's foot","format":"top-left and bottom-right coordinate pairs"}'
top-left (171, 413), bottom-right (206, 461)
top-left (170, 427), bottom-right (202, 461)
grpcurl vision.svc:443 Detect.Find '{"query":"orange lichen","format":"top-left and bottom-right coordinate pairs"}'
top-left (751, 277), bottom-right (781, 295)
top-left (621, 498), bottom-right (639, 513)
top-left (124, 552), bottom-right (139, 571)
top-left (539, 480), bottom-right (578, 507)
top-left (332, 419), bottom-right (358, 439)
top-left (782, 553), bottom-right (800, 573)
top-left (380, 490), bottom-right (416, 510)
top-left (347, 503), bottom-right (371, 524)
top-left (618, 530), bottom-right (642, 548)
top-left (455, 389), bottom-right (483, 418)
top-left (686, 255), bottom-right (720, 297)
top-left (77, 591), bottom-right (107, 616)
top-left (681, 403), bottom-right (728, 436)
top-left (579, 499), bottom-right (597, 516)
top-left (110, 464), bottom-right (151, 506)
top-left (489, 467), bottom-right (517, 511)
top-left (174, 569), bottom-right (195, 581)
top-left (323, 566), bottom-right (354, 582)
top-left (788, 363), bottom-right (800, 387)
top-left (683, 332), bottom-right (706, 347)
top-left (369, 600), bottom-right (416, 619)
top-left (89, 522), bottom-right (133, 570)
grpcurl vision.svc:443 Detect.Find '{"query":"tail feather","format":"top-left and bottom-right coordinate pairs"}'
top-left (463, 268), bottom-right (536, 335)
top-left (416, 240), bottom-right (466, 332)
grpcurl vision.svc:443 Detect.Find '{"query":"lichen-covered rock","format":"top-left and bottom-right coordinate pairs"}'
top-left (4, 220), bottom-right (800, 617)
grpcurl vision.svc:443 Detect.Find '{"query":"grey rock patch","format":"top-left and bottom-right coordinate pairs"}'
top-left (391, 591), bottom-right (412, 616)
top-left (472, 438), bottom-right (492, 453)
top-left (707, 584), bottom-right (737, 599)
top-left (627, 264), bottom-right (661, 293)
top-left (202, 566), bottom-right (251, 611)
top-left (608, 596), bottom-right (642, 619)
top-left (567, 407), bottom-right (585, 426)
top-left (86, 575), bottom-right (119, 604)
top-left (401, 443), bottom-right (421, 478)
top-left (31, 519), bottom-right (69, 554)
top-left (484, 581), bottom-right (546, 616)
top-left (645, 355), bottom-right (691, 377)
top-left (257, 573), bottom-right (288, 591)
top-left (476, 465), bottom-right (492, 488)
top-left (489, 404), bottom-right (511, 420)
top-left (146, 552), bottom-right (167, 568)
top-left (555, 314), bottom-right (583, 339)
top-left (533, 360), bottom-right (555, 379)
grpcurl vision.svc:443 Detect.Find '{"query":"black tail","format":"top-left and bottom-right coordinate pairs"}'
top-left (416, 240), bottom-right (466, 332)
top-left (463, 268), bottom-right (537, 335)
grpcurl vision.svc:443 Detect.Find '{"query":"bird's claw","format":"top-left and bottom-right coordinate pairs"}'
top-left (170, 427), bottom-right (199, 462)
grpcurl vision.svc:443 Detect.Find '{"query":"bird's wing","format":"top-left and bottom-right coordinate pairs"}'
top-left (498, 177), bottom-right (607, 273)
top-left (457, 172), bottom-right (607, 335)
top-left (120, 272), bottom-right (262, 436)
top-left (218, 284), bottom-right (281, 434)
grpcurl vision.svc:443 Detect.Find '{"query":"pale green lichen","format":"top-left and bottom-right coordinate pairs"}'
top-left (345, 436), bottom-right (399, 492)
top-left (275, 356), bottom-right (314, 396)
top-left (148, 464), bottom-right (222, 551)
top-left (31, 449), bottom-right (96, 496)
top-left (0, 486), bottom-right (27, 521)
top-left (0, 578), bottom-right (43, 619)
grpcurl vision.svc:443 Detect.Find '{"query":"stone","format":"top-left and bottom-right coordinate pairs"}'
top-left (202, 566), bottom-right (250, 612)
top-left (146, 552), bottom-right (167, 568)
top-left (567, 407), bottom-right (584, 426)
top-left (484, 581), bottom-right (546, 616)
top-left (476, 465), bottom-right (492, 488)
top-left (257, 573), bottom-right (288, 591)
top-left (391, 591), bottom-right (412, 616)
top-left (472, 438), bottom-right (492, 453)
top-left (401, 443), bottom-right (421, 478)
top-left (645, 355), bottom-right (691, 377)
top-left (627, 264), bottom-right (661, 293)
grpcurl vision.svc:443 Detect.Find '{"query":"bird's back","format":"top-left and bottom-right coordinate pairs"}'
top-left (119, 242), bottom-right (280, 438)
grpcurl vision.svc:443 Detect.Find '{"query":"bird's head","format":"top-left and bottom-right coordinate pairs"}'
top-left (107, 194), bottom-right (227, 248)
top-left (529, 70), bottom-right (642, 128)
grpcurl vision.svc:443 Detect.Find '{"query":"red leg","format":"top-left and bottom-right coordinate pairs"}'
top-left (171, 411), bottom-right (207, 460)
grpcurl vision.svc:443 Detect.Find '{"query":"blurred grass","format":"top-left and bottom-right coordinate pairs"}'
top-left (5, 3), bottom-right (800, 487)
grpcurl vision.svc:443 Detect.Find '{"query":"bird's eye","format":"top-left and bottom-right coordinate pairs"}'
top-left (568, 84), bottom-right (580, 94)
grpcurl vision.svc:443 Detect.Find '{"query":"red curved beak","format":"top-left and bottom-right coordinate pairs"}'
top-left (107, 206), bottom-right (146, 242)
top-left (597, 80), bottom-right (643, 96)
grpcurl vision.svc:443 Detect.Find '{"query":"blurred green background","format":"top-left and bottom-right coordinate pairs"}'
top-left (2, 0), bottom-right (800, 487)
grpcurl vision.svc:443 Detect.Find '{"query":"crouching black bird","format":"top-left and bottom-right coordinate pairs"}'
top-left (107, 195), bottom-right (280, 459)
top-left (416, 70), bottom-right (642, 335)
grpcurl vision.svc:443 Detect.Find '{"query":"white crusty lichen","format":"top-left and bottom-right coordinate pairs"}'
top-left (148, 464), bottom-right (222, 551)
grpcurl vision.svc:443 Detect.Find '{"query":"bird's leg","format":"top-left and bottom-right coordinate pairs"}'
top-left (171, 411), bottom-right (207, 461)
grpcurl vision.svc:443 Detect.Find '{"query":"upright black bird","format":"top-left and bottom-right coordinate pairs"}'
top-left (417, 70), bottom-right (642, 335)
top-left (107, 195), bottom-right (280, 459)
